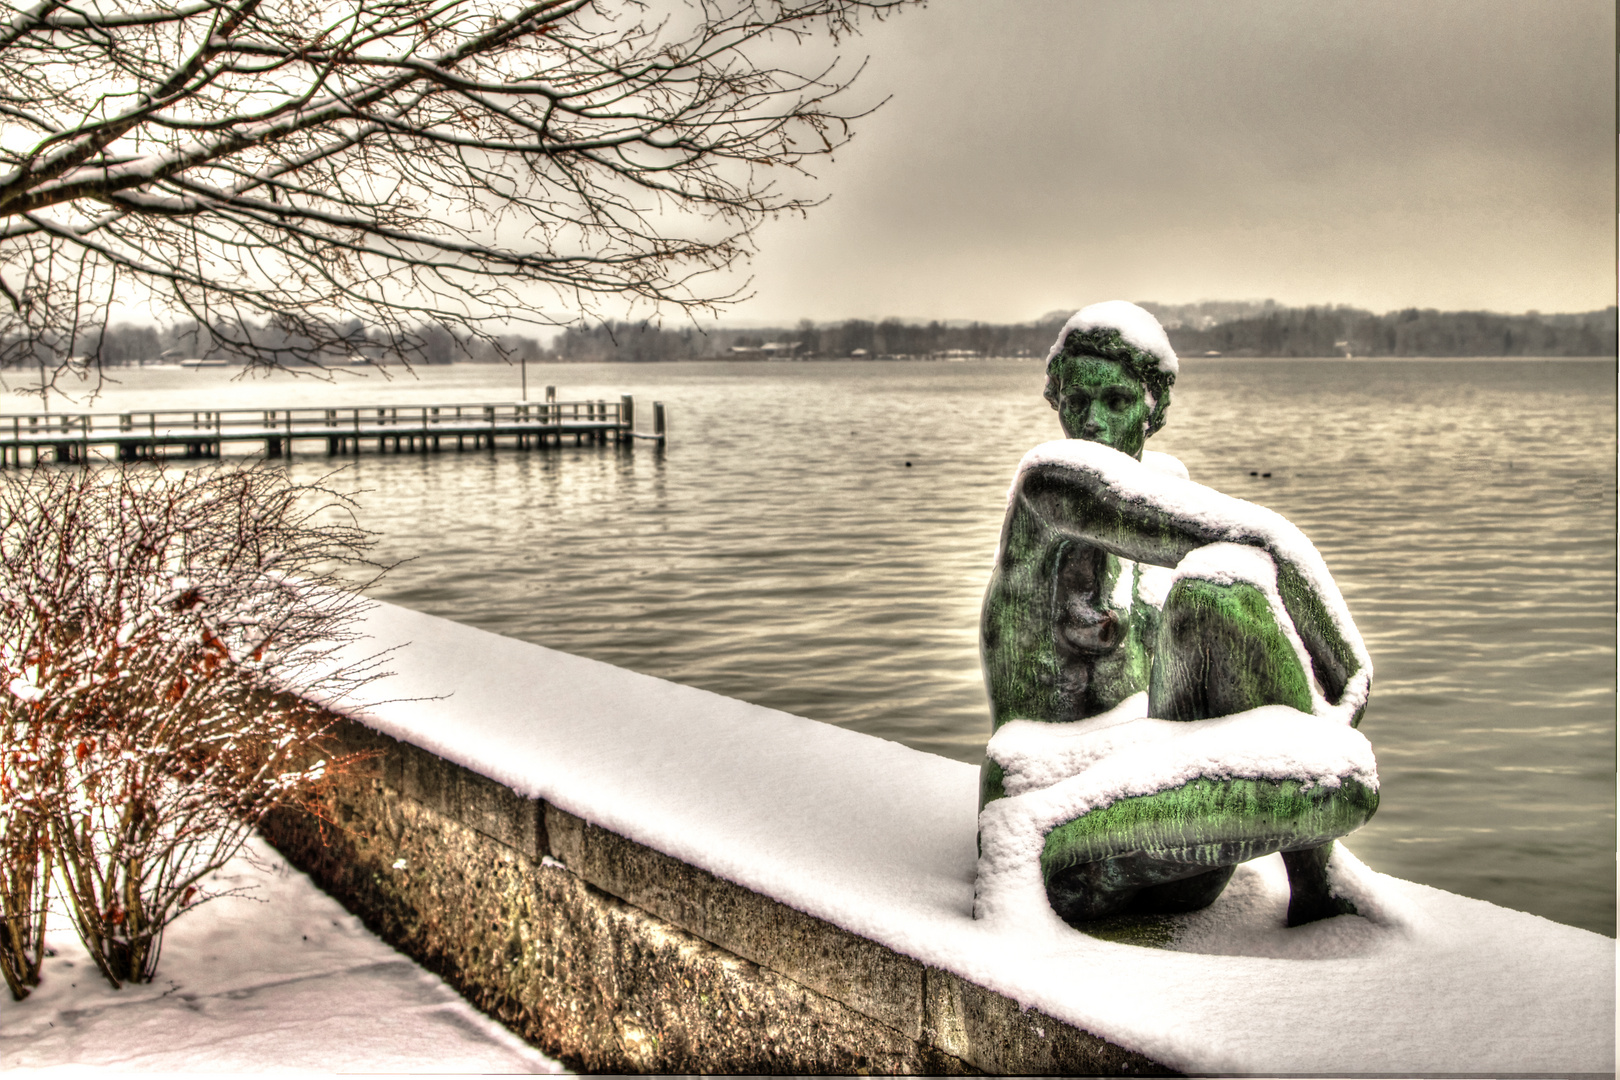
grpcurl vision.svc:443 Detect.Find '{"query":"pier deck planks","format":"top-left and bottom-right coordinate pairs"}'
top-left (0, 397), bottom-right (666, 464)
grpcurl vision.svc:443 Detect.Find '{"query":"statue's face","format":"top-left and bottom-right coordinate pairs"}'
top-left (1049, 354), bottom-right (1152, 458)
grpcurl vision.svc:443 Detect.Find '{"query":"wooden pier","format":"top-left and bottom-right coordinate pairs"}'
top-left (0, 391), bottom-right (666, 466)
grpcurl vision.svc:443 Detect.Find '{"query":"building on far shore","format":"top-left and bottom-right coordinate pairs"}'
top-left (729, 341), bottom-right (804, 359)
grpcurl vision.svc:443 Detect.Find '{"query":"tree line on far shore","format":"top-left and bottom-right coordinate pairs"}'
top-left (551, 305), bottom-right (1619, 361)
top-left (14, 304), bottom-right (1614, 369)
top-left (4, 318), bottom-right (548, 370)
top-left (1167, 305), bottom-right (1617, 359)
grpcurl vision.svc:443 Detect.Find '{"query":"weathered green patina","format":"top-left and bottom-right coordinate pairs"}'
top-left (1040, 777), bottom-right (1379, 872)
top-left (980, 315), bottom-right (1376, 930)
top-left (1150, 578), bottom-right (1313, 722)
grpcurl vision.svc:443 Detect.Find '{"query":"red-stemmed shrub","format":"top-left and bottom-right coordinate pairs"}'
top-left (0, 464), bottom-right (381, 993)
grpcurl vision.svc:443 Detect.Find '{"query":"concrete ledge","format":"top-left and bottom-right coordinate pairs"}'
top-left (264, 715), bottom-right (1172, 1075)
top-left (278, 601), bottom-right (1614, 1076)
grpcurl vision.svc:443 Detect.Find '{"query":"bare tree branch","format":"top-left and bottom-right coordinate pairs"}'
top-left (0, 0), bottom-right (915, 391)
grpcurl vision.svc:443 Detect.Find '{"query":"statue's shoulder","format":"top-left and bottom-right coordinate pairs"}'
top-left (1141, 449), bottom-right (1189, 481)
top-left (1016, 441), bottom-right (1190, 483)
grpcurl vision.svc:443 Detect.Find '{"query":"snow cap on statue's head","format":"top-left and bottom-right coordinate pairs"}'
top-left (1044, 301), bottom-right (1179, 375)
top-left (1044, 301), bottom-right (1178, 436)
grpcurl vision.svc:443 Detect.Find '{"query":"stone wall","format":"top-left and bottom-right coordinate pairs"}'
top-left (263, 714), bottom-right (1175, 1075)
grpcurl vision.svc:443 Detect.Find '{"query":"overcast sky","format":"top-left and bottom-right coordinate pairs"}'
top-left (717, 0), bottom-right (1615, 326)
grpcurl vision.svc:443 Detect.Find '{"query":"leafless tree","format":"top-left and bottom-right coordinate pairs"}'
top-left (0, 0), bottom-right (912, 393)
top-left (0, 464), bottom-right (383, 992)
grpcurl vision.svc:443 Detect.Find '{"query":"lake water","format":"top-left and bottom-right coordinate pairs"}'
top-left (46, 356), bottom-right (1617, 936)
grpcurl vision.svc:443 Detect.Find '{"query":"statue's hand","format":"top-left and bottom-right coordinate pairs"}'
top-left (1056, 593), bottom-right (1121, 656)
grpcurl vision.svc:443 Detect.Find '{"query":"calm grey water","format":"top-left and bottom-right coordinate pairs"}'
top-left (63, 357), bottom-right (1617, 936)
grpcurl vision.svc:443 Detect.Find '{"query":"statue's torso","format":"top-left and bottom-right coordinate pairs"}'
top-left (982, 448), bottom-right (1201, 732)
top-left (982, 528), bottom-right (1159, 730)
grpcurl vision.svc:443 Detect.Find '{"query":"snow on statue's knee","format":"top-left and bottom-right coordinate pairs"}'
top-left (976, 301), bottom-right (1379, 937)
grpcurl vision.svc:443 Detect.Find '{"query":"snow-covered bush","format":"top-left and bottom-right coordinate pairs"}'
top-left (0, 465), bottom-right (381, 993)
top-left (0, 691), bottom-right (53, 999)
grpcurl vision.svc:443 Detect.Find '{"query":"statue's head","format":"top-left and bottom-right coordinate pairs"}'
top-left (1043, 301), bottom-right (1178, 459)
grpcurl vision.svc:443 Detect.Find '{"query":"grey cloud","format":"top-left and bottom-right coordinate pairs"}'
top-left (733, 0), bottom-right (1614, 323)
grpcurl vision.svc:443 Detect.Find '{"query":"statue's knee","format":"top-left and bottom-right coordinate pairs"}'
top-left (1151, 575), bottom-right (1312, 719)
top-left (1158, 577), bottom-right (1289, 670)
top-left (1160, 576), bottom-right (1271, 638)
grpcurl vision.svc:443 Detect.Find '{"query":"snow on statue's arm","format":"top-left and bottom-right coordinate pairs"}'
top-left (1003, 439), bottom-right (1371, 724)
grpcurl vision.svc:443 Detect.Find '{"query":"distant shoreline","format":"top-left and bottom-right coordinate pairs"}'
top-left (46, 354), bottom-right (1615, 378)
top-left (64, 304), bottom-right (1616, 368)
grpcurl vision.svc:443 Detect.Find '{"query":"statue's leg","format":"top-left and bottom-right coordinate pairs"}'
top-left (1280, 841), bottom-right (1358, 927)
top-left (1042, 570), bottom-right (1349, 925)
top-left (1152, 573), bottom-right (1349, 925)
top-left (1041, 775), bottom-right (1378, 927)
top-left (1063, 845), bottom-right (1357, 928)
top-left (1148, 575), bottom-right (1313, 722)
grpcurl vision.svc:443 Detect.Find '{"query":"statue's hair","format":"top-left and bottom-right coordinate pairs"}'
top-left (1043, 326), bottom-right (1176, 436)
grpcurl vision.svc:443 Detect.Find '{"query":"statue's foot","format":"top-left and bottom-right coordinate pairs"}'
top-left (1046, 862), bottom-right (1128, 925)
top-left (1046, 856), bottom-right (1235, 927)
top-left (1281, 842), bottom-right (1358, 927)
top-left (1133, 865), bottom-right (1237, 915)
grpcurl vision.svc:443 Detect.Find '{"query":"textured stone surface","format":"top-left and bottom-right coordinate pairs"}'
top-left (264, 714), bottom-right (1174, 1075)
top-left (551, 804), bottom-right (928, 1040)
top-left (936, 971), bottom-right (1172, 1077)
top-left (266, 780), bottom-right (962, 1072)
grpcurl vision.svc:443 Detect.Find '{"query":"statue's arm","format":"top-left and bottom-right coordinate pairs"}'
top-left (1006, 442), bottom-right (1371, 722)
top-left (981, 495), bottom-right (1064, 730)
top-left (980, 489), bottom-right (1150, 732)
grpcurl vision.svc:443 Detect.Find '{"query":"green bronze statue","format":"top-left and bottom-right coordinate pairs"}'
top-left (976, 301), bottom-right (1378, 931)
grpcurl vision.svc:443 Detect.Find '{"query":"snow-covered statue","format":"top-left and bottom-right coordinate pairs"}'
top-left (974, 301), bottom-right (1379, 932)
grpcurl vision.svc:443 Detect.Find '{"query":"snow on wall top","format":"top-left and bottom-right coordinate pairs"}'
top-left (1046, 300), bottom-right (1179, 376)
top-left (314, 602), bottom-right (1615, 1076)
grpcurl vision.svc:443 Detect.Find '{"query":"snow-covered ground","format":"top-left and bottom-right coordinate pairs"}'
top-left (1, 836), bottom-right (563, 1074)
top-left (307, 601), bottom-right (1614, 1077)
